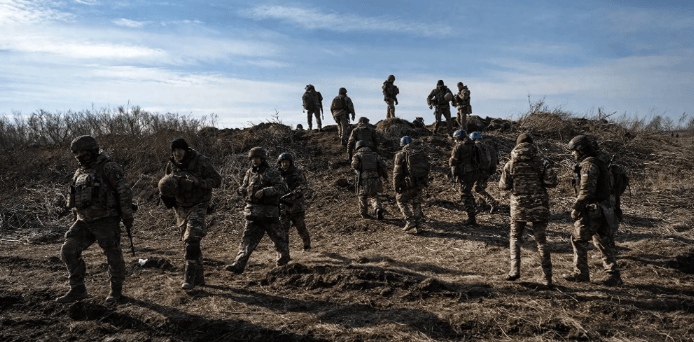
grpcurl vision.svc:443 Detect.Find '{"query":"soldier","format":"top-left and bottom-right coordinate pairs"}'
top-left (564, 135), bottom-right (623, 286)
top-left (449, 129), bottom-right (479, 225)
top-left (352, 140), bottom-right (388, 219)
top-left (382, 75), bottom-right (399, 118)
top-left (393, 136), bottom-right (430, 233)
top-left (57, 135), bottom-right (135, 303)
top-left (302, 84), bottom-right (324, 131)
top-left (470, 131), bottom-right (500, 213)
top-left (498, 133), bottom-right (558, 286)
top-left (330, 87), bottom-right (355, 146)
top-left (159, 138), bottom-right (222, 290)
top-left (427, 80), bottom-right (454, 134)
top-left (453, 82), bottom-right (472, 131)
top-left (347, 117), bottom-right (380, 161)
top-left (277, 153), bottom-right (311, 251)
top-left (226, 147), bottom-right (290, 274)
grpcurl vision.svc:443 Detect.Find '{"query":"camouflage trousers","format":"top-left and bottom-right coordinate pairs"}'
top-left (433, 106), bottom-right (453, 134)
top-left (571, 213), bottom-right (619, 278)
top-left (457, 107), bottom-right (469, 131)
top-left (175, 202), bottom-right (208, 274)
top-left (307, 109), bottom-right (322, 130)
top-left (359, 194), bottom-right (383, 217)
top-left (457, 181), bottom-right (477, 216)
top-left (385, 98), bottom-right (396, 119)
top-left (60, 216), bottom-right (125, 287)
top-left (333, 111), bottom-right (351, 145)
top-left (281, 211), bottom-right (311, 249)
top-left (473, 173), bottom-right (498, 207)
top-left (396, 188), bottom-right (423, 227)
top-left (233, 219), bottom-right (290, 272)
top-left (508, 220), bottom-right (552, 280)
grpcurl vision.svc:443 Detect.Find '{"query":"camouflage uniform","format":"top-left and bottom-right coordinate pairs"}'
top-left (302, 86), bottom-right (323, 130)
top-left (382, 76), bottom-right (398, 119)
top-left (347, 119), bottom-right (380, 160)
top-left (453, 84), bottom-right (471, 131)
top-left (427, 81), bottom-right (454, 134)
top-left (352, 146), bottom-right (388, 218)
top-left (164, 146), bottom-right (222, 289)
top-left (330, 91), bottom-right (355, 146)
top-left (449, 137), bottom-right (479, 223)
top-left (393, 143), bottom-right (428, 232)
top-left (59, 136), bottom-right (134, 303)
top-left (279, 160), bottom-right (311, 250)
top-left (472, 140), bottom-right (499, 209)
top-left (499, 138), bottom-right (558, 285)
top-left (228, 152), bottom-right (290, 274)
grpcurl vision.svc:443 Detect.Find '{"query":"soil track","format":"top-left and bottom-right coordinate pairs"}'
top-left (1, 117), bottom-right (693, 341)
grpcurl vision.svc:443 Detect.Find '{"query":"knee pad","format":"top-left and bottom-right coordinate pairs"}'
top-left (185, 242), bottom-right (202, 260)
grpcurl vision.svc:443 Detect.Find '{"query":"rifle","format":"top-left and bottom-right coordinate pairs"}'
top-left (126, 203), bottom-right (138, 256)
top-left (355, 171), bottom-right (361, 194)
top-left (279, 192), bottom-right (296, 205)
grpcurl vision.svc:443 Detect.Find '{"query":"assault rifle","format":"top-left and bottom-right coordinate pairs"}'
top-left (125, 203), bottom-right (138, 256)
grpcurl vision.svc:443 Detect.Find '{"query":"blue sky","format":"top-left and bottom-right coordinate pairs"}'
top-left (1, 0), bottom-right (692, 128)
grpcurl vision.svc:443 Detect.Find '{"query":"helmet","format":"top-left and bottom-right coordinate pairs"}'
top-left (339, 87), bottom-right (347, 95)
top-left (400, 136), bottom-right (411, 147)
top-left (357, 117), bottom-right (369, 125)
top-left (437, 80), bottom-right (444, 86)
top-left (516, 133), bottom-right (533, 145)
top-left (70, 135), bottom-right (99, 152)
top-left (158, 174), bottom-right (179, 197)
top-left (387, 75), bottom-right (395, 82)
top-left (469, 131), bottom-right (482, 140)
top-left (355, 140), bottom-right (367, 151)
top-left (567, 135), bottom-right (593, 152)
top-left (444, 93), bottom-right (453, 102)
top-left (453, 129), bottom-right (467, 141)
top-left (248, 147), bottom-right (267, 160)
top-left (457, 82), bottom-right (464, 88)
top-left (276, 152), bottom-right (294, 165)
top-left (305, 84), bottom-right (314, 91)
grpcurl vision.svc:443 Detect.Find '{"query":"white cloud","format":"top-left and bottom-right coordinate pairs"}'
top-left (74, 0), bottom-right (99, 5)
top-left (0, 0), bottom-right (73, 25)
top-left (113, 18), bottom-right (147, 28)
top-left (605, 7), bottom-right (694, 33)
top-left (241, 5), bottom-right (452, 37)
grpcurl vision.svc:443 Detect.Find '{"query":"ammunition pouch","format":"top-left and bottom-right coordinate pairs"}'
top-left (243, 204), bottom-right (279, 222)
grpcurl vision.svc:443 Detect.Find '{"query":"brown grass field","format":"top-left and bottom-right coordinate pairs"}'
top-left (1, 110), bottom-right (693, 341)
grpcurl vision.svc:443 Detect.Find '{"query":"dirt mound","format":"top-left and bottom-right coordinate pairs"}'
top-left (376, 117), bottom-right (430, 141)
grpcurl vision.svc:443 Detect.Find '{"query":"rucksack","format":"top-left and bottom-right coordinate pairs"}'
top-left (360, 152), bottom-right (378, 172)
top-left (331, 96), bottom-right (347, 110)
top-left (405, 148), bottom-right (430, 186)
top-left (475, 142), bottom-right (492, 172)
top-left (393, 85), bottom-right (399, 96)
top-left (608, 158), bottom-right (629, 221)
top-left (303, 92), bottom-right (315, 111)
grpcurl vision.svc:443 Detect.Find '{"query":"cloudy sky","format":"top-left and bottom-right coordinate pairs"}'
top-left (1, 0), bottom-right (692, 127)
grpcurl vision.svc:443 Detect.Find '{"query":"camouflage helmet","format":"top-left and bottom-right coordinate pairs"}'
top-left (355, 140), bottom-right (368, 151)
top-left (457, 82), bottom-right (464, 88)
top-left (276, 152), bottom-right (294, 165)
top-left (516, 133), bottom-right (533, 145)
top-left (400, 136), bottom-right (411, 147)
top-left (444, 92), bottom-right (453, 101)
top-left (469, 131), bottom-right (482, 140)
top-left (158, 174), bottom-right (179, 197)
top-left (357, 117), bottom-right (369, 125)
top-left (567, 135), bottom-right (593, 152)
top-left (387, 75), bottom-right (395, 82)
top-left (70, 135), bottom-right (99, 152)
top-left (453, 129), bottom-right (467, 141)
top-left (248, 147), bottom-right (267, 160)
top-left (437, 80), bottom-right (444, 86)
top-left (339, 87), bottom-right (347, 95)
top-left (305, 84), bottom-right (314, 91)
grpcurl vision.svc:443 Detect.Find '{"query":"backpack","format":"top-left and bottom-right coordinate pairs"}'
top-left (393, 85), bottom-right (399, 96)
top-left (405, 148), bottom-right (430, 186)
top-left (360, 152), bottom-right (378, 172)
top-left (475, 143), bottom-right (492, 172)
top-left (331, 96), bottom-right (347, 110)
top-left (608, 158), bottom-right (629, 221)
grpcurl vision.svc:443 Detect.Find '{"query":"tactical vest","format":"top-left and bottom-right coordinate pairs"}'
top-left (360, 152), bottom-right (378, 172)
top-left (70, 159), bottom-right (118, 214)
top-left (509, 145), bottom-right (542, 196)
top-left (331, 96), bottom-right (348, 110)
top-left (282, 167), bottom-right (302, 191)
top-left (171, 153), bottom-right (212, 207)
top-left (303, 92), bottom-right (315, 111)
top-left (577, 157), bottom-right (611, 203)
top-left (405, 148), bottom-right (430, 185)
top-left (245, 166), bottom-right (281, 206)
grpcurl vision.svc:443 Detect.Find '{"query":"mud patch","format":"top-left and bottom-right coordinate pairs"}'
top-left (667, 252), bottom-right (694, 274)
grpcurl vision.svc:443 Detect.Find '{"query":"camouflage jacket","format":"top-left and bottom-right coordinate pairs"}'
top-left (241, 162), bottom-right (288, 208)
top-left (302, 90), bottom-right (323, 112)
top-left (393, 144), bottom-right (427, 190)
top-left (572, 154), bottom-right (618, 228)
top-left (499, 142), bottom-right (557, 222)
top-left (279, 165), bottom-right (308, 214)
top-left (449, 139), bottom-right (478, 182)
top-left (453, 87), bottom-right (471, 113)
top-left (347, 124), bottom-right (380, 156)
top-left (165, 149), bottom-right (222, 208)
top-left (382, 80), bottom-right (398, 101)
top-left (427, 86), bottom-right (453, 108)
top-left (330, 95), bottom-right (355, 117)
top-left (68, 152), bottom-right (134, 222)
top-left (351, 147), bottom-right (387, 196)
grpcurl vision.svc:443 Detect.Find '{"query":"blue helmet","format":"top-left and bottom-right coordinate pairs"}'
top-left (453, 129), bottom-right (467, 141)
top-left (400, 136), bottom-right (411, 147)
top-left (469, 131), bottom-right (482, 140)
top-left (276, 152), bottom-right (294, 165)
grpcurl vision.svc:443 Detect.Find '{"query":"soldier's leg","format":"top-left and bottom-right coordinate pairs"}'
top-left (92, 217), bottom-right (126, 299)
top-left (181, 204), bottom-right (208, 288)
top-left (532, 220), bottom-right (552, 285)
top-left (359, 194), bottom-right (369, 217)
top-left (280, 213), bottom-right (291, 243)
top-left (443, 108), bottom-right (453, 132)
top-left (396, 191), bottom-right (414, 228)
top-left (412, 189), bottom-right (424, 226)
top-left (386, 99), bottom-right (395, 118)
top-left (474, 174), bottom-right (497, 208)
top-left (291, 213), bottom-right (311, 250)
top-left (433, 110), bottom-right (442, 133)
top-left (460, 181), bottom-right (477, 224)
top-left (333, 114), bottom-right (343, 142)
top-left (592, 221), bottom-right (619, 275)
top-left (370, 193), bottom-right (383, 219)
top-left (58, 220), bottom-right (96, 302)
top-left (507, 220), bottom-right (526, 280)
top-left (342, 116), bottom-right (352, 146)
top-left (567, 217), bottom-right (597, 281)
top-left (265, 220), bottom-right (291, 266)
top-left (229, 220), bottom-right (266, 273)
top-left (307, 111), bottom-right (313, 130)
top-left (313, 110), bottom-right (322, 130)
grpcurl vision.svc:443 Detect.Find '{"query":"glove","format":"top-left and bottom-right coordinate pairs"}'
top-left (186, 174), bottom-right (200, 186)
top-left (429, 105), bottom-right (433, 110)
top-left (570, 209), bottom-right (581, 221)
top-left (122, 217), bottom-right (134, 229)
top-left (572, 200), bottom-right (585, 212)
top-left (180, 178), bottom-right (195, 190)
top-left (395, 99), bottom-right (399, 105)
top-left (254, 189), bottom-right (264, 199)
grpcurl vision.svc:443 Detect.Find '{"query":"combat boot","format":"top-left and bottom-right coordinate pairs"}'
top-left (56, 285), bottom-right (87, 303)
top-left (105, 282), bottom-right (122, 303)
top-left (462, 214), bottom-right (477, 226)
top-left (182, 261), bottom-right (196, 290)
top-left (376, 209), bottom-right (384, 220)
top-left (601, 272), bottom-right (623, 287)
top-left (194, 262), bottom-right (205, 287)
top-left (541, 274), bottom-right (553, 287)
top-left (361, 212), bottom-right (373, 219)
top-left (562, 272), bottom-right (590, 283)
top-left (224, 263), bottom-right (243, 274)
top-left (402, 222), bottom-right (414, 232)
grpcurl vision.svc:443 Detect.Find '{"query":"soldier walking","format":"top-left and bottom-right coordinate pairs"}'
top-left (449, 129), bottom-right (479, 225)
top-left (564, 135), bottom-right (623, 286)
top-left (453, 82), bottom-right (472, 131)
top-left (330, 87), bottom-right (355, 146)
top-left (382, 75), bottom-right (399, 118)
top-left (226, 147), bottom-right (290, 274)
top-left (159, 138), bottom-right (222, 290)
top-left (393, 136), bottom-right (430, 233)
top-left (470, 131), bottom-right (500, 213)
top-left (347, 117), bottom-right (380, 161)
top-left (352, 141), bottom-right (388, 219)
top-left (277, 153), bottom-right (311, 251)
top-left (498, 134), bottom-right (558, 286)
top-left (57, 135), bottom-right (135, 303)
top-left (302, 84), bottom-right (324, 131)
top-left (427, 80), bottom-right (454, 134)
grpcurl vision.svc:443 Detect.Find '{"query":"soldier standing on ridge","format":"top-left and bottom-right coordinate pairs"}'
top-left (347, 117), bottom-right (380, 161)
top-left (449, 129), bottom-right (479, 225)
top-left (382, 75), bottom-right (399, 119)
top-left (352, 140), bottom-right (388, 220)
top-left (470, 131), bottom-right (500, 213)
top-left (277, 152), bottom-right (311, 252)
top-left (330, 87), bottom-right (356, 146)
top-left (453, 82), bottom-right (472, 131)
top-left (57, 135), bottom-right (135, 303)
top-left (302, 84), bottom-right (324, 131)
top-left (393, 136), bottom-right (430, 234)
top-left (499, 133), bottom-right (558, 286)
top-left (427, 80), bottom-right (454, 134)
top-left (226, 147), bottom-right (290, 274)
top-left (564, 135), bottom-right (623, 286)
top-left (159, 138), bottom-right (222, 290)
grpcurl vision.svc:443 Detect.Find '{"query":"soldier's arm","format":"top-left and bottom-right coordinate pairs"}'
top-left (377, 155), bottom-right (388, 179)
top-left (498, 162), bottom-right (513, 191)
top-left (104, 162), bottom-right (134, 220)
top-left (346, 97), bottom-right (355, 116)
top-left (393, 152), bottom-right (406, 189)
top-left (291, 169), bottom-right (308, 196)
top-left (164, 161), bottom-right (173, 176)
top-left (351, 154), bottom-right (361, 171)
top-left (576, 162), bottom-right (600, 204)
top-left (540, 159), bottom-right (559, 188)
top-left (197, 157), bottom-right (222, 189)
top-left (261, 169), bottom-right (288, 198)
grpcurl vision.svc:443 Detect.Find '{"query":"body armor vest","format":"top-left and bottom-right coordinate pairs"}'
top-left (360, 152), bottom-right (378, 172)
